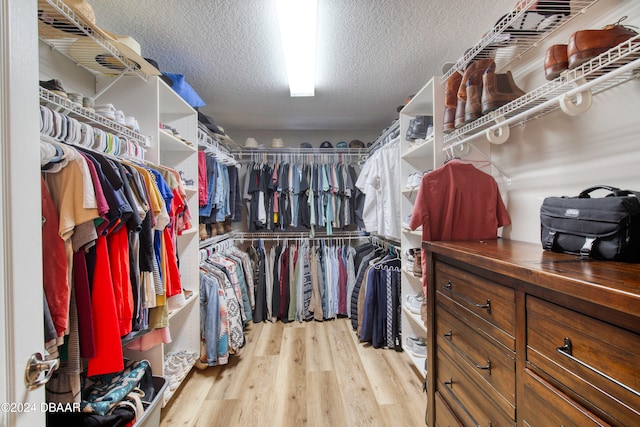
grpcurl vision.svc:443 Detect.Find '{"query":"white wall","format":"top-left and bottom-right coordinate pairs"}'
top-left (488, 0), bottom-right (640, 244)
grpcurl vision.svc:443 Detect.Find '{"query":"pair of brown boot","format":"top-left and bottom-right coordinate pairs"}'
top-left (198, 218), bottom-right (234, 240)
top-left (443, 60), bottom-right (525, 132)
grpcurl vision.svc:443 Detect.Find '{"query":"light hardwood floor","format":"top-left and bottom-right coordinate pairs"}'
top-left (160, 318), bottom-right (427, 426)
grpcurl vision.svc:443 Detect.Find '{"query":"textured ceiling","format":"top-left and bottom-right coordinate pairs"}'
top-left (90, 0), bottom-right (514, 132)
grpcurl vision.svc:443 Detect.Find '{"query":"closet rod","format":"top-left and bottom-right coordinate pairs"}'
top-left (198, 232), bottom-right (235, 249)
top-left (234, 230), bottom-right (366, 240)
top-left (40, 133), bottom-right (150, 165)
top-left (367, 119), bottom-right (400, 154)
top-left (232, 148), bottom-right (367, 164)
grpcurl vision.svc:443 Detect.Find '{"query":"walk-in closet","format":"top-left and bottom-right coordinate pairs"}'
top-left (2, 0), bottom-right (640, 426)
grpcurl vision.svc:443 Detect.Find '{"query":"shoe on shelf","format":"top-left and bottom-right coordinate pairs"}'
top-left (223, 217), bottom-right (233, 233)
top-left (410, 339), bottom-right (427, 358)
top-left (544, 44), bottom-right (568, 80)
top-left (567, 17), bottom-right (638, 69)
top-left (461, 58), bottom-right (495, 125)
top-left (455, 59), bottom-right (494, 128)
top-left (412, 248), bottom-right (423, 277)
top-left (481, 65), bottom-right (526, 114)
top-left (199, 223), bottom-right (208, 240)
top-left (216, 222), bottom-right (225, 235)
top-left (406, 293), bottom-right (424, 315)
top-left (404, 248), bottom-right (415, 263)
top-left (406, 116), bottom-right (433, 140)
top-left (443, 71), bottom-right (463, 133)
top-left (404, 173), bottom-right (419, 189)
top-left (405, 336), bottom-right (425, 352)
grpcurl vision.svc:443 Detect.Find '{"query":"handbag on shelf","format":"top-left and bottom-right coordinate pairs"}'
top-left (540, 185), bottom-right (640, 261)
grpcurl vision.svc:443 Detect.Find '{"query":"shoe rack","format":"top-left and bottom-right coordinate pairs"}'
top-left (439, 0), bottom-right (640, 151)
top-left (398, 77), bottom-right (445, 377)
top-left (38, 0), bottom-right (202, 408)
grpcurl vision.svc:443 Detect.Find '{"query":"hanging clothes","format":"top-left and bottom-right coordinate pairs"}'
top-left (243, 158), bottom-right (360, 235)
top-left (198, 241), bottom-right (254, 367)
top-left (357, 254), bottom-right (401, 350)
top-left (356, 137), bottom-right (402, 239)
top-left (39, 129), bottom-right (194, 398)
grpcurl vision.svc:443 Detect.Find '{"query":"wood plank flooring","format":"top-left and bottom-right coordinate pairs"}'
top-left (160, 318), bottom-right (426, 427)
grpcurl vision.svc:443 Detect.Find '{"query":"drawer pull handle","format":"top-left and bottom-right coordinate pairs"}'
top-left (446, 336), bottom-right (492, 374)
top-left (557, 337), bottom-right (640, 399)
top-left (444, 377), bottom-right (454, 388)
top-left (443, 280), bottom-right (491, 313)
top-left (444, 329), bottom-right (452, 340)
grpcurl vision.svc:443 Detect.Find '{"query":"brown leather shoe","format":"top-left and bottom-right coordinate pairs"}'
top-left (443, 71), bottom-right (462, 133)
top-left (544, 44), bottom-right (568, 80)
top-left (568, 21), bottom-right (637, 69)
top-left (481, 66), bottom-right (525, 114)
top-left (457, 58), bottom-right (494, 126)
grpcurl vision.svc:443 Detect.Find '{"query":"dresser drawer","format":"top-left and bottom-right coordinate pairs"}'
top-left (434, 391), bottom-right (464, 427)
top-left (521, 369), bottom-right (609, 427)
top-left (437, 345), bottom-right (515, 427)
top-left (527, 296), bottom-right (640, 426)
top-left (437, 305), bottom-right (516, 413)
top-left (435, 261), bottom-right (515, 351)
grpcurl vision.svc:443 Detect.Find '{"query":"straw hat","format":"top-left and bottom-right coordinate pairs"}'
top-left (37, 0), bottom-right (97, 38)
top-left (69, 32), bottom-right (160, 76)
top-left (245, 138), bottom-right (258, 148)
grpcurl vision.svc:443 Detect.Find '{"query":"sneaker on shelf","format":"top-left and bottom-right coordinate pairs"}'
top-left (405, 336), bottom-right (425, 352)
top-left (410, 340), bottom-right (427, 358)
top-left (405, 293), bottom-right (424, 315)
top-left (404, 173), bottom-right (422, 189)
top-left (425, 124), bottom-right (434, 140)
top-left (404, 248), bottom-right (415, 263)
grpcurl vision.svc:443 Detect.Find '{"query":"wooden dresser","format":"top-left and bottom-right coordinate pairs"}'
top-left (423, 239), bottom-right (640, 427)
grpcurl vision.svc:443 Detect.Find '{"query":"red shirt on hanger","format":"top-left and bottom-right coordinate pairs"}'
top-left (408, 159), bottom-right (511, 241)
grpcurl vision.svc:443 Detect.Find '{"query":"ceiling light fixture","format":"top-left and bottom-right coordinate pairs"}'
top-left (276, 0), bottom-right (317, 97)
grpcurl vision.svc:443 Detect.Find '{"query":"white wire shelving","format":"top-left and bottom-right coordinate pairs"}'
top-left (37, 0), bottom-right (158, 97)
top-left (442, 0), bottom-right (601, 81)
top-left (443, 34), bottom-right (640, 149)
top-left (40, 86), bottom-right (151, 150)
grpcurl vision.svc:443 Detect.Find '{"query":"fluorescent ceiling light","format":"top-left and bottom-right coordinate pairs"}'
top-left (276, 0), bottom-right (317, 97)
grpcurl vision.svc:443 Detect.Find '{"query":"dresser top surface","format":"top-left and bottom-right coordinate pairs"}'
top-left (424, 239), bottom-right (640, 319)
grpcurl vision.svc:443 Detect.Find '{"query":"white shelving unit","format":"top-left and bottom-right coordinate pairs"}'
top-left (94, 75), bottom-right (201, 405)
top-left (398, 77), bottom-right (445, 377)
